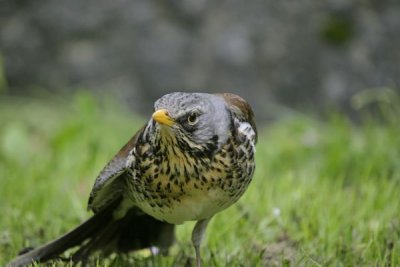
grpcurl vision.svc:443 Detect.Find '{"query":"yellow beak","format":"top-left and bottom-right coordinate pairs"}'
top-left (152, 109), bottom-right (175, 126)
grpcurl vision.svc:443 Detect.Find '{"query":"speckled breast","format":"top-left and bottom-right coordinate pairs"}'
top-left (126, 126), bottom-right (256, 224)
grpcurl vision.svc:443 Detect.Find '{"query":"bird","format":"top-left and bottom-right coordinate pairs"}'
top-left (7, 92), bottom-right (257, 267)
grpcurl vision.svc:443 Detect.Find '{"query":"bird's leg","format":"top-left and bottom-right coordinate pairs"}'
top-left (191, 218), bottom-right (212, 267)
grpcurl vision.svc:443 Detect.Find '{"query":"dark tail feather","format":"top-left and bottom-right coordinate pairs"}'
top-left (6, 199), bottom-right (119, 267)
top-left (7, 199), bottom-right (175, 267)
top-left (72, 209), bottom-right (176, 260)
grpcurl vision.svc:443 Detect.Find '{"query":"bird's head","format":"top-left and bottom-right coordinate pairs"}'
top-left (151, 92), bottom-right (231, 154)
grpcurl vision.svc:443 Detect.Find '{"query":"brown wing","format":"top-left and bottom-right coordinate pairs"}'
top-left (87, 126), bottom-right (145, 213)
top-left (218, 93), bottom-right (258, 142)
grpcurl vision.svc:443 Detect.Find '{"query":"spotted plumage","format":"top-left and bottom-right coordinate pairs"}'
top-left (8, 92), bottom-right (257, 267)
top-left (122, 93), bottom-right (256, 225)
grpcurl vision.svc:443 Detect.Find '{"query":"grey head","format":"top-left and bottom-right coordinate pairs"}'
top-left (151, 92), bottom-right (231, 152)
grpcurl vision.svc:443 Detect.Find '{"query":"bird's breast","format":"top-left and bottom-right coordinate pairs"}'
top-left (127, 131), bottom-right (255, 224)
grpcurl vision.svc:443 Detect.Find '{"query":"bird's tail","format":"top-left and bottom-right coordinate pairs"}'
top-left (7, 199), bottom-right (175, 267)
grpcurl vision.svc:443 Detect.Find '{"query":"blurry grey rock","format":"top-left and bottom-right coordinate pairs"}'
top-left (1, 0), bottom-right (399, 119)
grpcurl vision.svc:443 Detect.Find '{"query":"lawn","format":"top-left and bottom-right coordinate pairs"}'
top-left (0, 91), bottom-right (399, 266)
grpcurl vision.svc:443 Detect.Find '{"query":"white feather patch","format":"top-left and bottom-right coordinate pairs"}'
top-left (237, 121), bottom-right (256, 150)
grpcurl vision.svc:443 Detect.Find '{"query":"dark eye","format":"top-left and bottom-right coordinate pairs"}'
top-left (187, 112), bottom-right (199, 125)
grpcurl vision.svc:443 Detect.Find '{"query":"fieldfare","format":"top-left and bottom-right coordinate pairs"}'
top-left (8, 92), bottom-right (257, 267)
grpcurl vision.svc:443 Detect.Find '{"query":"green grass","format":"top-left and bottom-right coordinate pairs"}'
top-left (0, 92), bottom-right (399, 266)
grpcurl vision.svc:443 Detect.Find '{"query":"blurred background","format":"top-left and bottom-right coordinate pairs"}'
top-left (1, 0), bottom-right (399, 120)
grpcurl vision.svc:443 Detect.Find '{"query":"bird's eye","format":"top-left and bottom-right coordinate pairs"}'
top-left (187, 112), bottom-right (199, 125)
